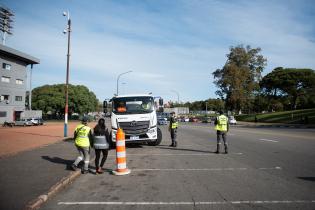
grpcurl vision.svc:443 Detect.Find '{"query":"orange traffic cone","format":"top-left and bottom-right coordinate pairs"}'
top-left (112, 128), bottom-right (131, 175)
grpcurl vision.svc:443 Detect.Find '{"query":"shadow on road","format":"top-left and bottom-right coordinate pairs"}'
top-left (155, 145), bottom-right (216, 154)
top-left (41, 156), bottom-right (73, 170)
top-left (298, 177), bottom-right (315, 182)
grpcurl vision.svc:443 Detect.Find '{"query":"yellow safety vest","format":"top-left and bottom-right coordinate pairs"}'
top-left (215, 115), bottom-right (228, 131)
top-left (74, 124), bottom-right (91, 147)
top-left (171, 121), bottom-right (178, 129)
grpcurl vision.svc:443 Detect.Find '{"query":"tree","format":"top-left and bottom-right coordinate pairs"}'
top-left (32, 84), bottom-right (98, 118)
top-left (260, 67), bottom-right (315, 110)
top-left (213, 45), bottom-right (267, 113)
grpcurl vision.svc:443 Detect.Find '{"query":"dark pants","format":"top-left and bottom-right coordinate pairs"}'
top-left (216, 131), bottom-right (228, 152)
top-left (95, 149), bottom-right (108, 170)
top-left (170, 129), bottom-right (177, 146)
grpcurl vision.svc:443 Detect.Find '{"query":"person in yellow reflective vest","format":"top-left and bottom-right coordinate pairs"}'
top-left (71, 116), bottom-right (93, 174)
top-left (214, 110), bottom-right (229, 154)
top-left (169, 112), bottom-right (178, 147)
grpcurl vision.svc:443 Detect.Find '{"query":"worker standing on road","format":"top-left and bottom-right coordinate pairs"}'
top-left (93, 118), bottom-right (109, 174)
top-left (169, 112), bottom-right (178, 147)
top-left (71, 116), bottom-right (93, 174)
top-left (214, 110), bottom-right (229, 154)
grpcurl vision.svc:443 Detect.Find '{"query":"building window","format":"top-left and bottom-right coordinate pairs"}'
top-left (2, 63), bottom-right (11, 70)
top-left (15, 96), bottom-right (23, 101)
top-left (0, 111), bottom-right (7, 117)
top-left (16, 79), bottom-right (24, 85)
top-left (1, 76), bottom-right (10, 83)
top-left (0, 95), bottom-right (9, 103)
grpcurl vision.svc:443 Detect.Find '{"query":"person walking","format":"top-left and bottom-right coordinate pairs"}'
top-left (214, 110), bottom-right (229, 154)
top-left (169, 112), bottom-right (178, 147)
top-left (71, 116), bottom-right (93, 174)
top-left (93, 118), bottom-right (109, 174)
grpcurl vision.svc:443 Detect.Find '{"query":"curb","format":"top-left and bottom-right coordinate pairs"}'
top-left (24, 170), bottom-right (81, 210)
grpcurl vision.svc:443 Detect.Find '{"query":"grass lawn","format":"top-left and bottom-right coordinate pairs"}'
top-left (236, 108), bottom-right (315, 124)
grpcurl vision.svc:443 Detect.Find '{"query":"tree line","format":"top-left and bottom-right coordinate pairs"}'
top-left (171, 45), bottom-right (315, 114)
top-left (31, 84), bottom-right (99, 119)
top-left (212, 45), bottom-right (315, 114)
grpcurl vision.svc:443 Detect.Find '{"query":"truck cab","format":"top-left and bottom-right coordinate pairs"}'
top-left (104, 94), bottom-right (162, 146)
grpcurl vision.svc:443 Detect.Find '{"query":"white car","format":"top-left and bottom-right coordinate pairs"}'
top-left (229, 116), bottom-right (237, 125)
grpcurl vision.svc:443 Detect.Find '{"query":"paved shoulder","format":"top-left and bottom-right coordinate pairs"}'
top-left (0, 139), bottom-right (77, 210)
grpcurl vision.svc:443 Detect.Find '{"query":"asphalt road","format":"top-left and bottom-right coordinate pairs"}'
top-left (41, 123), bottom-right (315, 210)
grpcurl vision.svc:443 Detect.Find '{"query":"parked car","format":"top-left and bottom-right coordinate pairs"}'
top-left (33, 118), bottom-right (44, 125)
top-left (15, 119), bottom-right (33, 126)
top-left (201, 117), bottom-right (211, 123)
top-left (157, 118), bottom-right (167, 125)
top-left (229, 116), bottom-right (237, 125)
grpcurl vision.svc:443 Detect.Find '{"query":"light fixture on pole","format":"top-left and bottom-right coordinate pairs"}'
top-left (116, 71), bottom-right (132, 95)
top-left (63, 11), bottom-right (71, 137)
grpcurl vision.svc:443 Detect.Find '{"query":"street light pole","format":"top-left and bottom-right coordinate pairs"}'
top-left (63, 11), bottom-right (71, 137)
top-left (171, 90), bottom-right (179, 104)
top-left (116, 71), bottom-right (132, 95)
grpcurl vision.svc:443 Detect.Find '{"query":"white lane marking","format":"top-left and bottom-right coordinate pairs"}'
top-left (229, 133), bottom-right (235, 136)
top-left (259, 139), bottom-right (278, 143)
top-left (58, 200), bottom-right (315, 205)
top-left (109, 153), bottom-right (243, 157)
top-left (259, 166), bottom-right (282, 170)
top-left (130, 167), bottom-right (281, 171)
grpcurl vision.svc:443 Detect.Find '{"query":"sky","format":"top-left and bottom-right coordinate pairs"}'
top-left (1, 0), bottom-right (315, 103)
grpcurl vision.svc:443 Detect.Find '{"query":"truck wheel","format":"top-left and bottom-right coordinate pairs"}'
top-left (148, 128), bottom-right (162, 146)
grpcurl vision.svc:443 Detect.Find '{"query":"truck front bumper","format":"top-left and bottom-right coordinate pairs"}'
top-left (111, 127), bottom-right (157, 142)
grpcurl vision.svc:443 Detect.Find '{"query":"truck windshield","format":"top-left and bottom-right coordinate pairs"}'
top-left (112, 96), bottom-right (154, 115)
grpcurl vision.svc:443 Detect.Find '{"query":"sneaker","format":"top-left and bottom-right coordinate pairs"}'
top-left (97, 168), bottom-right (104, 174)
top-left (71, 164), bottom-right (77, 171)
top-left (215, 151), bottom-right (219, 154)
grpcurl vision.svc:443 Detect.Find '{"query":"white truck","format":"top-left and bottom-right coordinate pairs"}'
top-left (104, 94), bottom-right (163, 146)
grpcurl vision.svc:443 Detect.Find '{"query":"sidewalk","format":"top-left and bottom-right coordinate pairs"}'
top-left (0, 139), bottom-right (83, 210)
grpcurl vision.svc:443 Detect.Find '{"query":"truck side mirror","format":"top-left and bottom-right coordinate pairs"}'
top-left (103, 101), bottom-right (108, 113)
top-left (159, 98), bottom-right (163, 106)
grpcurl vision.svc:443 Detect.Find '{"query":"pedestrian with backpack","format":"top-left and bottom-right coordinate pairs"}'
top-left (93, 118), bottom-right (109, 174)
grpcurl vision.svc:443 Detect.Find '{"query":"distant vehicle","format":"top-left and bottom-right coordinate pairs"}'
top-left (157, 118), bottom-right (167, 125)
top-left (201, 117), bottom-right (211, 123)
top-left (30, 118), bottom-right (44, 125)
top-left (229, 116), bottom-right (237, 125)
top-left (15, 119), bottom-right (33, 126)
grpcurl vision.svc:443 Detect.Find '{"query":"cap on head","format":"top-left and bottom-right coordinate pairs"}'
top-left (219, 110), bottom-right (223, 115)
top-left (82, 116), bottom-right (88, 123)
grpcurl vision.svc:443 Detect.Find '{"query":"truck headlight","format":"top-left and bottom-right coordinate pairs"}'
top-left (112, 130), bottom-right (117, 140)
top-left (147, 127), bottom-right (156, 134)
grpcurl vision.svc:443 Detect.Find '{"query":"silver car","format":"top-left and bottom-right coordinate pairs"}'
top-left (15, 119), bottom-right (33, 126)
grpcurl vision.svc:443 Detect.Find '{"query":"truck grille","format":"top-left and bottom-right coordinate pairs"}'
top-left (118, 121), bottom-right (150, 135)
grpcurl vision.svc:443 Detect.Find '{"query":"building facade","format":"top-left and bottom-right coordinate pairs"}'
top-left (0, 44), bottom-right (39, 124)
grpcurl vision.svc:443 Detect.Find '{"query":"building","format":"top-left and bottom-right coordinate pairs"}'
top-left (0, 44), bottom-right (39, 124)
top-left (164, 107), bottom-right (189, 116)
